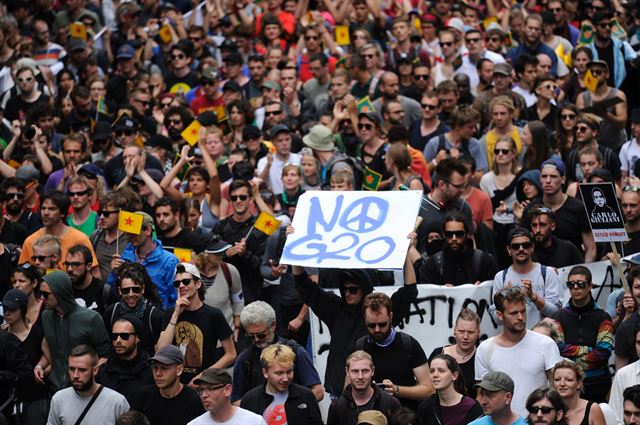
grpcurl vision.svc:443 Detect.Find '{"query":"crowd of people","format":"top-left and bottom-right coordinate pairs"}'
top-left (1, 0), bottom-right (640, 424)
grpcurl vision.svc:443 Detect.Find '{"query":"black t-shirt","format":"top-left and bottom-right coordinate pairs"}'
top-left (0, 249), bottom-right (15, 298)
top-left (4, 93), bottom-right (50, 122)
top-left (73, 277), bottom-right (105, 314)
top-left (0, 219), bottom-right (28, 246)
top-left (615, 313), bottom-right (640, 363)
top-left (416, 196), bottom-right (473, 254)
top-left (161, 304), bottom-right (233, 383)
top-left (132, 384), bottom-right (204, 425)
top-left (624, 231), bottom-right (640, 256)
top-left (533, 236), bottom-right (585, 269)
top-left (165, 71), bottom-right (201, 93)
top-left (595, 42), bottom-right (616, 87)
top-left (159, 229), bottom-right (205, 253)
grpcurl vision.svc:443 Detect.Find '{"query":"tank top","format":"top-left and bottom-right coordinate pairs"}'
top-left (580, 401), bottom-right (594, 425)
top-left (581, 89), bottom-right (627, 150)
top-left (199, 197), bottom-right (219, 230)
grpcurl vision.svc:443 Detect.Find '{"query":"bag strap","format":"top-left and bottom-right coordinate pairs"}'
top-left (74, 385), bottom-right (104, 425)
top-left (220, 262), bottom-right (232, 290)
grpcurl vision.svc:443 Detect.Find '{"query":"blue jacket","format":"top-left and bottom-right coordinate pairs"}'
top-left (107, 239), bottom-right (179, 308)
top-left (507, 42), bottom-right (559, 77)
top-left (587, 37), bottom-right (638, 88)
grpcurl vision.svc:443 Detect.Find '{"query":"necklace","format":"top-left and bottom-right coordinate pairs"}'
top-left (454, 345), bottom-right (475, 360)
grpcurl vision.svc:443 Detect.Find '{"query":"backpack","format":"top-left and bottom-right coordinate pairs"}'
top-left (499, 264), bottom-right (547, 284)
top-left (324, 154), bottom-right (365, 190)
top-left (109, 303), bottom-right (158, 337)
top-left (431, 250), bottom-right (487, 283)
top-left (243, 337), bottom-right (302, 387)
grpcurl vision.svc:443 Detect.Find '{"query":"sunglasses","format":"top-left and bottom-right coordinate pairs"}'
top-left (439, 41), bottom-right (453, 47)
top-left (31, 255), bottom-right (54, 262)
top-left (366, 321), bottom-right (389, 329)
top-left (68, 189), bottom-right (89, 197)
top-left (575, 126), bottom-right (591, 133)
top-left (230, 194), bottom-right (249, 201)
top-left (527, 406), bottom-right (556, 415)
top-left (18, 77), bottom-right (33, 83)
top-left (98, 210), bottom-right (118, 217)
top-left (591, 69), bottom-right (606, 76)
top-left (566, 280), bottom-right (589, 289)
top-left (444, 230), bottom-right (466, 239)
top-left (414, 74), bottom-right (429, 80)
top-left (510, 242), bottom-right (533, 250)
top-left (560, 114), bottom-right (576, 120)
top-left (465, 37), bottom-right (482, 43)
top-left (189, 37), bottom-right (203, 42)
top-left (494, 148), bottom-right (511, 155)
top-left (120, 286), bottom-right (143, 294)
top-left (624, 185), bottom-right (640, 192)
top-left (342, 286), bottom-right (361, 294)
top-left (161, 102), bottom-right (173, 108)
top-left (64, 261), bottom-right (87, 269)
top-left (549, 7), bottom-right (563, 12)
top-left (167, 119), bottom-right (182, 125)
top-left (363, 54), bottom-right (375, 59)
top-left (358, 123), bottom-right (374, 130)
top-left (596, 22), bottom-right (611, 28)
top-left (421, 103), bottom-right (437, 110)
top-left (540, 84), bottom-right (558, 90)
top-left (6, 192), bottom-right (25, 199)
top-left (117, 130), bottom-right (134, 136)
top-left (171, 53), bottom-right (186, 60)
top-left (488, 37), bottom-right (502, 42)
top-left (246, 331), bottom-right (268, 340)
top-left (134, 99), bottom-right (150, 106)
top-left (173, 278), bottom-right (194, 288)
top-left (264, 110), bottom-right (282, 117)
top-left (111, 332), bottom-right (136, 341)
top-left (39, 290), bottom-right (52, 299)
top-left (305, 35), bottom-right (319, 41)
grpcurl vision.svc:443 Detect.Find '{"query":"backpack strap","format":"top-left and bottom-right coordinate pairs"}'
top-left (220, 262), bottom-right (232, 290)
top-left (398, 332), bottom-right (415, 366)
top-left (541, 264), bottom-right (547, 282)
top-left (147, 305), bottom-right (156, 336)
top-left (354, 336), bottom-right (367, 352)
top-left (471, 250), bottom-right (485, 276)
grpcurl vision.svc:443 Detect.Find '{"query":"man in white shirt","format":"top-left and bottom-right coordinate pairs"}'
top-left (256, 124), bottom-right (300, 195)
top-left (476, 287), bottom-right (562, 417)
top-left (611, 325), bottom-right (640, 424)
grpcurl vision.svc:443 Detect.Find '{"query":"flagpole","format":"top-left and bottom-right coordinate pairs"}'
top-left (245, 226), bottom-right (254, 240)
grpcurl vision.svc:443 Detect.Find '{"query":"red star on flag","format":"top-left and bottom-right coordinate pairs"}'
top-left (265, 220), bottom-right (272, 228)
top-left (190, 128), bottom-right (197, 135)
top-left (366, 175), bottom-right (374, 184)
top-left (124, 217), bottom-right (133, 226)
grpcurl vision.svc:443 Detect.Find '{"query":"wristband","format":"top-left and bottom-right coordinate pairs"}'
top-left (395, 385), bottom-right (400, 397)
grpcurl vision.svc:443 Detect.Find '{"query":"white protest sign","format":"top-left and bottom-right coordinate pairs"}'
top-left (281, 191), bottom-right (423, 269)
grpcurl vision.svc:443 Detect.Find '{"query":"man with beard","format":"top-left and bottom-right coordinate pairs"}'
top-left (414, 212), bottom-right (496, 285)
top-left (57, 86), bottom-right (95, 135)
top-left (622, 186), bottom-right (640, 255)
top-left (65, 244), bottom-right (105, 313)
top-left (4, 65), bottom-right (49, 123)
top-left (90, 190), bottom-right (130, 282)
top-left (97, 317), bottom-right (154, 404)
top-left (351, 292), bottom-right (433, 410)
top-left (476, 288), bottom-right (562, 417)
top-left (530, 206), bottom-right (584, 268)
top-left (489, 227), bottom-right (562, 328)
top-left (0, 182), bottom-right (28, 245)
top-left (154, 197), bottom-right (205, 253)
top-left (91, 121), bottom-right (120, 164)
top-left (31, 19), bottom-right (66, 67)
top-left (47, 345), bottom-right (129, 425)
top-left (327, 350), bottom-right (401, 425)
top-left (44, 133), bottom-right (87, 193)
top-left (381, 100), bottom-right (405, 133)
top-left (372, 72), bottom-right (421, 128)
top-left (164, 106), bottom-right (191, 146)
top-left (624, 386), bottom-right (640, 425)
top-left (524, 387), bottom-right (567, 425)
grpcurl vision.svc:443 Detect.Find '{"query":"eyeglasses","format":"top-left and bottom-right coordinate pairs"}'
top-left (575, 126), bottom-right (590, 133)
top-left (465, 37), bottom-right (482, 43)
top-left (305, 35), bottom-right (319, 41)
top-left (246, 331), bottom-right (268, 340)
top-left (196, 385), bottom-right (225, 395)
top-left (358, 123), bottom-right (374, 131)
top-left (527, 406), bottom-right (556, 414)
top-left (366, 321), bottom-right (389, 329)
top-left (17, 77), bottom-right (33, 83)
top-left (31, 255), bottom-right (54, 262)
top-left (443, 179), bottom-right (466, 190)
top-left (624, 185), bottom-right (640, 192)
top-left (98, 210), bottom-right (118, 217)
top-left (560, 114), bottom-right (576, 120)
top-left (117, 130), bottom-right (134, 136)
top-left (64, 261), bottom-right (87, 269)
top-left (494, 148), bottom-right (511, 155)
top-left (342, 286), bottom-right (361, 294)
top-left (421, 103), bottom-right (437, 110)
top-left (39, 290), bottom-right (52, 299)
top-left (172, 278), bottom-right (194, 288)
top-left (68, 189), bottom-right (89, 197)
top-left (444, 230), bottom-right (466, 239)
top-left (264, 110), bottom-right (282, 117)
top-left (566, 280), bottom-right (589, 289)
top-left (549, 7), bottom-right (563, 12)
top-left (230, 194), bottom-right (249, 201)
top-left (111, 332), bottom-right (136, 341)
top-left (171, 53), bottom-right (186, 60)
top-left (6, 192), bottom-right (25, 199)
top-left (414, 74), bottom-right (430, 80)
top-left (439, 41), bottom-right (453, 47)
top-left (120, 286), bottom-right (143, 295)
top-left (510, 242), bottom-right (533, 250)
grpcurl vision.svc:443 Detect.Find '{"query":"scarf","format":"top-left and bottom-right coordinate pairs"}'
top-left (119, 298), bottom-right (147, 320)
top-left (370, 326), bottom-right (397, 348)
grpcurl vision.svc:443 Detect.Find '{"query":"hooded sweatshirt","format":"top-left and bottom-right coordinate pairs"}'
top-left (515, 169), bottom-right (542, 203)
top-left (41, 271), bottom-right (112, 391)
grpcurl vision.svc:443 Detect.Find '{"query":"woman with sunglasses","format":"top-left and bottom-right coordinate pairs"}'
top-left (555, 103), bottom-right (580, 160)
top-left (552, 360), bottom-right (606, 425)
top-left (417, 354), bottom-right (483, 425)
top-left (526, 74), bottom-right (559, 132)
top-left (103, 262), bottom-right (164, 355)
top-left (12, 264), bottom-right (45, 326)
top-left (2, 288), bottom-right (51, 425)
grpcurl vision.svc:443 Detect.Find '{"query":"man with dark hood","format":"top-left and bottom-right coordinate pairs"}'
top-left (292, 264), bottom-right (417, 398)
top-left (34, 271), bottom-right (111, 392)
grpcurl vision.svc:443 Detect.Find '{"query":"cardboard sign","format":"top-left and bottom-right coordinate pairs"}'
top-left (281, 191), bottom-right (423, 269)
top-left (579, 182), bottom-right (628, 242)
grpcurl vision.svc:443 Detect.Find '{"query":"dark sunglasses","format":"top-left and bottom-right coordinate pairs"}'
top-left (591, 69), bottom-right (606, 76)
top-left (246, 331), bottom-right (268, 340)
top-left (465, 37), bottom-right (482, 43)
top-left (68, 189), bottom-right (89, 197)
top-left (414, 74), bottom-right (430, 80)
top-left (596, 22), bottom-right (611, 28)
top-left (363, 54), bottom-right (375, 59)
top-left (342, 286), bottom-right (361, 295)
top-left (488, 37), bottom-right (502, 42)
top-left (527, 406), bottom-right (556, 414)
top-left (439, 41), bottom-right (453, 47)
top-left (230, 194), bottom-right (249, 201)
top-left (31, 255), bottom-right (53, 262)
top-left (566, 280), bottom-right (589, 289)
top-left (39, 290), bottom-right (52, 299)
top-left (120, 286), bottom-right (143, 294)
top-left (167, 119), bottom-right (182, 125)
top-left (264, 110), bottom-right (282, 117)
top-left (173, 278), bottom-right (194, 288)
top-left (98, 210), bottom-right (119, 217)
top-left (201, 79), bottom-right (216, 86)
top-left (510, 242), bottom-right (533, 250)
top-left (575, 126), bottom-right (591, 133)
top-left (366, 321), bottom-right (389, 329)
top-left (421, 103), bottom-right (437, 110)
top-left (494, 148), bottom-right (511, 155)
top-left (444, 230), bottom-right (466, 239)
top-left (171, 53), bottom-right (186, 60)
top-left (6, 192), bottom-right (25, 199)
top-left (111, 332), bottom-right (136, 341)
top-left (560, 114), bottom-right (576, 120)
top-left (358, 123), bottom-right (374, 130)
top-left (117, 130), bottom-right (134, 136)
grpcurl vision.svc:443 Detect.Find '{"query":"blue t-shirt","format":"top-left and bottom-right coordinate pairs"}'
top-left (469, 415), bottom-right (527, 425)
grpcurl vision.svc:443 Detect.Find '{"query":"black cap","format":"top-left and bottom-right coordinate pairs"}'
top-left (269, 124), bottom-right (290, 140)
top-left (197, 111), bottom-right (218, 127)
top-left (92, 120), bottom-right (112, 141)
top-left (243, 124), bottom-right (262, 140)
top-left (592, 10), bottom-right (613, 23)
top-left (113, 114), bottom-right (139, 131)
top-left (507, 227), bottom-right (533, 243)
top-left (224, 52), bottom-right (244, 65)
top-left (541, 11), bottom-right (556, 24)
top-left (149, 134), bottom-right (172, 152)
top-left (78, 163), bottom-right (104, 178)
top-left (2, 288), bottom-right (28, 312)
top-left (223, 80), bottom-right (242, 93)
top-left (219, 39), bottom-right (237, 51)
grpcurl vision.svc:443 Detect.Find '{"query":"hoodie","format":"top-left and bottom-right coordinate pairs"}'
top-left (41, 271), bottom-right (112, 391)
top-left (515, 169), bottom-right (542, 203)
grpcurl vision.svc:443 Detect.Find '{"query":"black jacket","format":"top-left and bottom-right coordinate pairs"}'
top-left (416, 244), bottom-right (496, 285)
top-left (417, 394), bottom-right (484, 425)
top-left (327, 384), bottom-right (401, 425)
top-left (96, 350), bottom-right (154, 403)
top-left (294, 271), bottom-right (417, 396)
top-left (0, 332), bottom-right (31, 417)
top-left (240, 382), bottom-right (322, 425)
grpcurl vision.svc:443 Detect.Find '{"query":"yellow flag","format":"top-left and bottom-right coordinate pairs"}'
top-left (118, 210), bottom-right (144, 235)
top-left (335, 25), bottom-right (350, 45)
top-left (159, 24), bottom-right (173, 44)
top-left (181, 119), bottom-right (202, 146)
top-left (173, 248), bottom-right (192, 263)
top-left (253, 211), bottom-right (281, 236)
top-left (70, 22), bottom-right (87, 40)
top-left (584, 69), bottom-right (598, 92)
top-left (482, 16), bottom-right (498, 30)
top-left (554, 43), bottom-right (572, 68)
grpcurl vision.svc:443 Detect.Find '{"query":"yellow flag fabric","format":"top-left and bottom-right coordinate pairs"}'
top-left (182, 120), bottom-right (202, 146)
top-left (253, 211), bottom-right (281, 236)
top-left (70, 22), bottom-right (87, 40)
top-left (118, 211), bottom-right (144, 235)
top-left (159, 25), bottom-right (173, 43)
top-left (584, 69), bottom-right (598, 92)
top-left (335, 25), bottom-right (350, 45)
top-left (173, 248), bottom-right (192, 263)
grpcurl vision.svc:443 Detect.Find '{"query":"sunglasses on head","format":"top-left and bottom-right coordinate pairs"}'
top-left (120, 286), bottom-right (143, 294)
top-left (510, 242), bottom-right (532, 250)
top-left (623, 185), bottom-right (640, 192)
top-left (566, 280), bottom-right (589, 289)
top-left (230, 194), bottom-right (249, 201)
top-left (527, 406), bottom-right (556, 415)
top-left (111, 332), bottom-right (136, 341)
top-left (444, 230), bottom-right (465, 239)
top-left (366, 321), bottom-right (389, 329)
top-left (173, 278), bottom-right (194, 288)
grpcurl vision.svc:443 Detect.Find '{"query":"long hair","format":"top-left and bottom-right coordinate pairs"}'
top-left (430, 354), bottom-right (467, 395)
top-left (116, 262), bottom-right (164, 307)
top-left (491, 136), bottom-right (521, 176)
top-left (555, 103), bottom-right (580, 159)
top-left (522, 120), bottom-right (551, 171)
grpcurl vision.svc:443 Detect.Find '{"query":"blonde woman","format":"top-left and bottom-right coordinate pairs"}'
top-left (552, 360), bottom-right (606, 425)
top-left (480, 96), bottom-right (523, 168)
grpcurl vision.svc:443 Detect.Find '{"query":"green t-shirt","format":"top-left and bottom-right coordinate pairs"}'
top-left (68, 210), bottom-right (98, 237)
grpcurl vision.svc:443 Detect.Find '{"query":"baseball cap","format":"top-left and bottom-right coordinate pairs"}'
top-left (243, 125), bottom-right (262, 140)
top-left (357, 410), bottom-right (388, 425)
top-left (78, 163), bottom-right (104, 178)
top-left (132, 168), bottom-right (164, 184)
top-left (15, 165), bottom-right (40, 182)
top-left (587, 59), bottom-right (609, 72)
top-left (397, 53), bottom-right (411, 64)
top-left (486, 22), bottom-right (505, 35)
top-left (148, 134), bottom-right (172, 152)
top-left (116, 44), bottom-right (136, 60)
top-left (193, 368), bottom-right (232, 386)
top-left (493, 62), bottom-right (513, 76)
top-left (223, 80), bottom-right (242, 93)
top-left (176, 262), bottom-right (201, 279)
top-left (475, 371), bottom-right (515, 393)
top-left (540, 157), bottom-right (566, 177)
top-left (269, 124), bottom-right (290, 140)
top-left (630, 108), bottom-right (640, 124)
top-left (201, 67), bottom-right (219, 81)
top-left (507, 227), bottom-right (533, 243)
top-left (149, 345), bottom-right (184, 365)
top-left (446, 17), bottom-right (465, 34)
top-left (92, 120), bottom-right (112, 142)
top-left (197, 111), bottom-right (218, 127)
top-left (116, 2), bottom-right (140, 17)
top-left (592, 10), bottom-right (613, 23)
top-left (358, 111), bottom-right (383, 127)
top-left (135, 211), bottom-right (154, 229)
top-left (303, 124), bottom-right (334, 152)
top-left (69, 38), bottom-right (87, 51)
top-left (203, 239), bottom-right (232, 254)
top-left (261, 80), bottom-right (281, 92)
top-left (541, 11), bottom-right (556, 24)
top-left (2, 288), bottom-right (28, 312)
top-left (113, 114), bottom-right (139, 131)
top-left (15, 58), bottom-right (40, 76)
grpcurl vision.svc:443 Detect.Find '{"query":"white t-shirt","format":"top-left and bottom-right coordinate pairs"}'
top-left (257, 153), bottom-right (301, 195)
top-left (475, 330), bottom-right (562, 417)
top-left (619, 138), bottom-right (640, 176)
top-left (187, 407), bottom-right (266, 425)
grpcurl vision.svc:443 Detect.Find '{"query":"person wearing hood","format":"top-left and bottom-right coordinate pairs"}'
top-left (96, 316), bottom-right (154, 404)
top-left (513, 169), bottom-right (542, 223)
top-left (292, 248), bottom-right (418, 398)
top-left (34, 270), bottom-right (111, 392)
